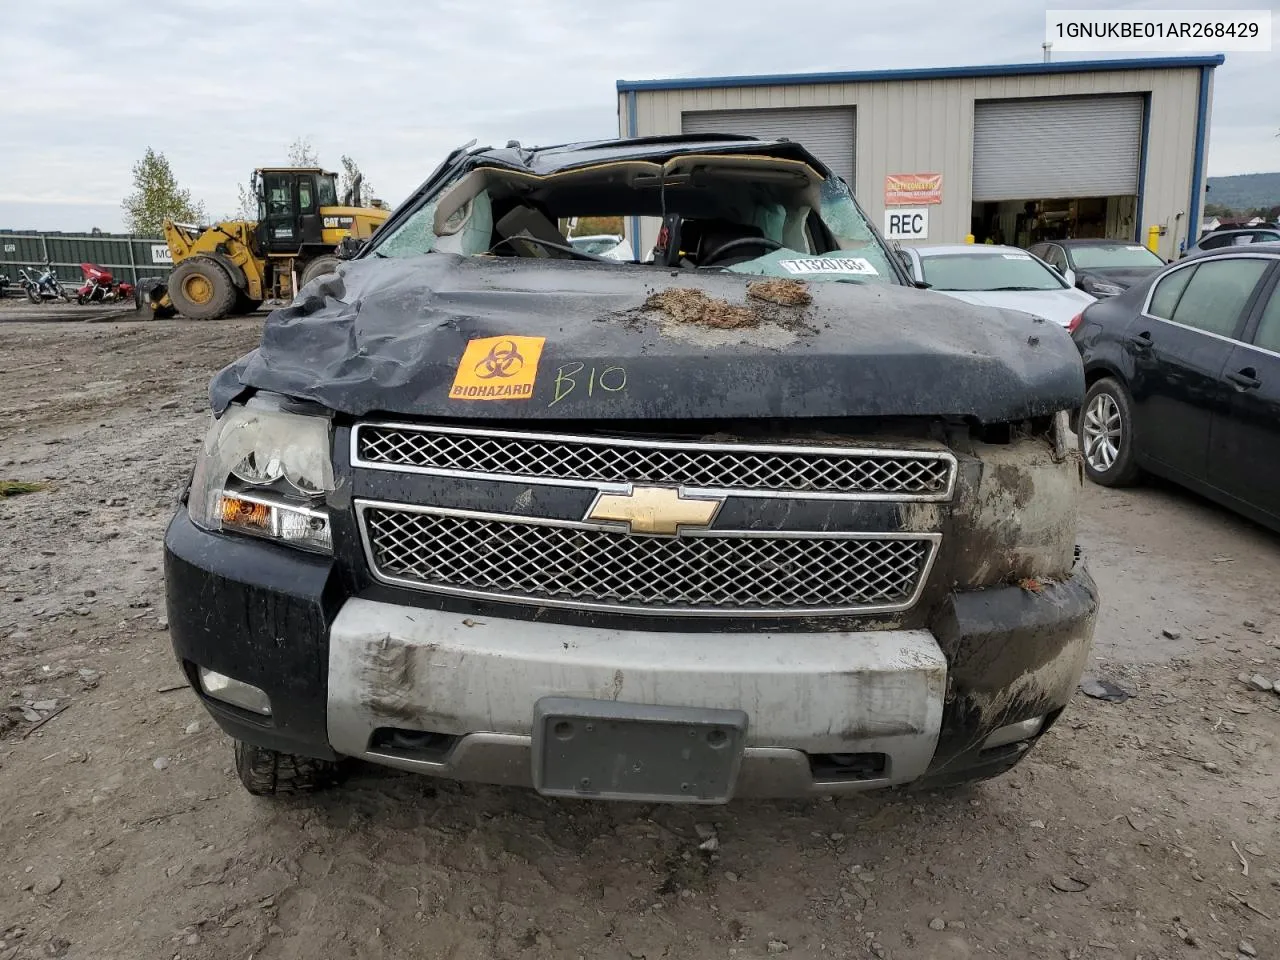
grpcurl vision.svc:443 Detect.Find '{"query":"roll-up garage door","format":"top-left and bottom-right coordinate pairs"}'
top-left (972, 96), bottom-right (1143, 202)
top-left (681, 107), bottom-right (856, 185)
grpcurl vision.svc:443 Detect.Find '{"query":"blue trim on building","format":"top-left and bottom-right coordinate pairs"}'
top-left (1186, 65), bottom-right (1212, 254)
top-left (617, 55), bottom-right (1225, 92)
top-left (626, 91), bottom-right (641, 259)
top-left (1134, 92), bottom-right (1152, 244)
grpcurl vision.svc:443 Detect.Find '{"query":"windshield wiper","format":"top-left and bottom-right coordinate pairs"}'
top-left (489, 236), bottom-right (614, 263)
top-left (987, 285), bottom-right (1045, 292)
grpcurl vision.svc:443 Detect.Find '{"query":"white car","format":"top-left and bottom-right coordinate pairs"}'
top-left (567, 234), bottom-right (630, 260)
top-left (899, 244), bottom-right (1096, 327)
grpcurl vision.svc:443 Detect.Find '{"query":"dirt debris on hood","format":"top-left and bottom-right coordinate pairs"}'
top-left (747, 278), bottom-right (812, 307)
top-left (644, 288), bottom-right (758, 329)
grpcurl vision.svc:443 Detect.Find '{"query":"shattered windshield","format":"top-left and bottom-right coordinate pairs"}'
top-left (369, 154), bottom-right (901, 284)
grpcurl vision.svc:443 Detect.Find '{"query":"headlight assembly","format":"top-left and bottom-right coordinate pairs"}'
top-left (188, 395), bottom-right (335, 553)
top-left (1085, 279), bottom-right (1124, 297)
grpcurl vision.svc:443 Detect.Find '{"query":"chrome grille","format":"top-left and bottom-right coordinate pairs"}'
top-left (358, 504), bottom-right (937, 616)
top-left (353, 423), bottom-right (955, 500)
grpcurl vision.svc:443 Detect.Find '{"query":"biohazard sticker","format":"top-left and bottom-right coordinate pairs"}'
top-left (449, 336), bottom-right (546, 401)
top-left (777, 257), bottom-right (879, 276)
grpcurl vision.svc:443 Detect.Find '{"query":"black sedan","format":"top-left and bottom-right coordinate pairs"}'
top-left (1183, 226), bottom-right (1280, 258)
top-left (1070, 243), bottom-right (1280, 531)
top-left (1030, 239), bottom-right (1167, 299)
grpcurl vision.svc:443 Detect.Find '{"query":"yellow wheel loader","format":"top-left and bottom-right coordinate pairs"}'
top-left (139, 167), bottom-right (388, 320)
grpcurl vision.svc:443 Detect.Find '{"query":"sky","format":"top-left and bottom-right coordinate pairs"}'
top-left (0, 0), bottom-right (1276, 232)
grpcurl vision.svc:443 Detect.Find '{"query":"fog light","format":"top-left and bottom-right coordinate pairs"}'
top-left (199, 667), bottom-right (272, 716)
top-left (982, 715), bottom-right (1045, 750)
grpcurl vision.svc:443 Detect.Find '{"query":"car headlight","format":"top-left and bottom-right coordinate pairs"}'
top-left (1085, 279), bottom-right (1124, 297)
top-left (188, 395), bottom-right (334, 553)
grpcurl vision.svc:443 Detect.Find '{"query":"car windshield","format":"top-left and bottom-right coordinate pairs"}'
top-left (368, 153), bottom-right (900, 284)
top-left (1069, 243), bottom-right (1164, 269)
top-left (919, 251), bottom-right (1065, 291)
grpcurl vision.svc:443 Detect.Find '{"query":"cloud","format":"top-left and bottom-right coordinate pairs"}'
top-left (1, 0), bottom-right (1273, 231)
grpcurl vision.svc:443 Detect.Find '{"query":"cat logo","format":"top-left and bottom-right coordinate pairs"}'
top-left (323, 216), bottom-right (355, 230)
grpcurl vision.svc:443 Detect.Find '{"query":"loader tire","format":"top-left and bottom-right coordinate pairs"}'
top-left (299, 255), bottom-right (340, 289)
top-left (167, 257), bottom-right (237, 320)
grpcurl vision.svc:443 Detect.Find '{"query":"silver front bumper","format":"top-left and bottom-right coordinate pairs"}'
top-left (327, 599), bottom-right (947, 799)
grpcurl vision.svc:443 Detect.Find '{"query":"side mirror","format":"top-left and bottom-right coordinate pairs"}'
top-left (336, 236), bottom-right (368, 260)
top-left (1062, 268), bottom-right (1077, 286)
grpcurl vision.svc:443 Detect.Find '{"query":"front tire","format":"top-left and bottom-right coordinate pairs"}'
top-left (233, 740), bottom-right (343, 797)
top-left (1080, 377), bottom-right (1141, 487)
top-left (167, 257), bottom-right (237, 320)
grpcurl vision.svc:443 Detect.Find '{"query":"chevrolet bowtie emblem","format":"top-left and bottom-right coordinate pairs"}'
top-left (587, 486), bottom-right (722, 536)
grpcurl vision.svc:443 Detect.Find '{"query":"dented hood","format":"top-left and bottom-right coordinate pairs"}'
top-left (209, 253), bottom-right (1085, 423)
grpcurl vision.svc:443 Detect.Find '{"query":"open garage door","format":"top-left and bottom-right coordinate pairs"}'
top-left (681, 107), bottom-right (856, 185)
top-left (972, 95), bottom-right (1143, 201)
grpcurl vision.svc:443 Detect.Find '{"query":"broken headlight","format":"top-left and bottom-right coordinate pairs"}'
top-left (188, 395), bottom-right (334, 553)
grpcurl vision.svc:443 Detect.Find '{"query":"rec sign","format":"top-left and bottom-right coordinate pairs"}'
top-left (883, 208), bottom-right (930, 241)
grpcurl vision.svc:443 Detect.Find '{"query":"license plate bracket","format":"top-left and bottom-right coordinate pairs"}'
top-left (532, 698), bottom-right (748, 804)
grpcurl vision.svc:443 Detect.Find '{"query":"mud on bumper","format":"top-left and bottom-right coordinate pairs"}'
top-left (164, 509), bottom-right (1098, 796)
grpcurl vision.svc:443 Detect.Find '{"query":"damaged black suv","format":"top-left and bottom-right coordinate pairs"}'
top-left (165, 135), bottom-right (1096, 801)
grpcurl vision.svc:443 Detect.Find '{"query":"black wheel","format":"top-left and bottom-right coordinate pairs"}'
top-left (25, 287), bottom-right (40, 304)
top-left (299, 255), bottom-right (340, 288)
top-left (1080, 377), bottom-right (1141, 487)
top-left (167, 257), bottom-right (237, 320)
top-left (230, 289), bottom-right (264, 315)
top-left (233, 740), bottom-right (343, 797)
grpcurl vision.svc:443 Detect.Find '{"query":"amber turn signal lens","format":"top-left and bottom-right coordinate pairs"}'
top-left (217, 495), bottom-right (271, 530)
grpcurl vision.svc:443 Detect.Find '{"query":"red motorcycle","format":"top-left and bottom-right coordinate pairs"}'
top-left (76, 262), bottom-right (134, 304)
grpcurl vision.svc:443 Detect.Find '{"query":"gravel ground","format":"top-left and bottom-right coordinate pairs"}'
top-left (0, 315), bottom-right (1278, 960)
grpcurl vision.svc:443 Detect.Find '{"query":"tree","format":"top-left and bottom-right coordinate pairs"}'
top-left (287, 137), bottom-right (319, 167)
top-left (339, 155), bottom-right (374, 206)
top-left (234, 182), bottom-right (257, 220)
top-left (121, 148), bottom-right (205, 235)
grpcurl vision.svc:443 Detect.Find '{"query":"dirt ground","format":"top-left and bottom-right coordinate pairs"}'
top-left (1, 314), bottom-right (1278, 960)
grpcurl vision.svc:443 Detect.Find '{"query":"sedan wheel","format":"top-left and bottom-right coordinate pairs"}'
top-left (1082, 393), bottom-right (1121, 471)
top-left (1079, 377), bottom-right (1140, 487)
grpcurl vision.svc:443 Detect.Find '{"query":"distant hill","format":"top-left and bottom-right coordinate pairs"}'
top-left (1206, 172), bottom-right (1280, 212)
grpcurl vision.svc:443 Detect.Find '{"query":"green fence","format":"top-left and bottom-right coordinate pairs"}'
top-left (0, 230), bottom-right (174, 289)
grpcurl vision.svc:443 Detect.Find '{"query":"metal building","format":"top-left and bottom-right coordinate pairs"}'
top-left (616, 56), bottom-right (1221, 261)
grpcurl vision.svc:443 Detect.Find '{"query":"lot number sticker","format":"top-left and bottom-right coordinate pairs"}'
top-left (883, 208), bottom-right (930, 241)
top-left (778, 257), bottom-right (879, 276)
top-left (450, 335), bottom-right (546, 401)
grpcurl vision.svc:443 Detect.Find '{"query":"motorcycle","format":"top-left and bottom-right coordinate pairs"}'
top-left (76, 262), bottom-right (134, 304)
top-left (16, 260), bottom-right (69, 304)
